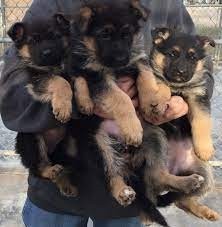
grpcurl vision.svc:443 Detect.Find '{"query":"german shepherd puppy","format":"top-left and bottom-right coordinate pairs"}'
top-left (8, 16), bottom-right (77, 196)
top-left (150, 27), bottom-right (215, 162)
top-left (7, 14), bottom-right (73, 123)
top-left (59, 1), bottom-right (210, 225)
top-left (66, 0), bottom-right (170, 147)
top-left (144, 27), bottom-right (220, 221)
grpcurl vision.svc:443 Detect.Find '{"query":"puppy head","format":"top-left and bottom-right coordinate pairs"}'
top-left (75, 0), bottom-right (149, 68)
top-left (8, 14), bottom-right (70, 66)
top-left (151, 27), bottom-right (215, 83)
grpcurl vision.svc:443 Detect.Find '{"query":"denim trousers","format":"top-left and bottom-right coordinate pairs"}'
top-left (22, 198), bottom-right (144, 227)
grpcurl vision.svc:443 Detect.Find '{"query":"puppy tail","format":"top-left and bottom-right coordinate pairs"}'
top-left (137, 191), bottom-right (170, 227)
top-left (157, 192), bottom-right (183, 207)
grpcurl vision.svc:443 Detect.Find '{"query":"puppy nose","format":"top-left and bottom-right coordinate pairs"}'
top-left (116, 55), bottom-right (128, 62)
top-left (42, 49), bottom-right (52, 57)
top-left (177, 69), bottom-right (186, 75)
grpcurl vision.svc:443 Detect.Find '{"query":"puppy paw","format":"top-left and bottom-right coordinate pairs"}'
top-left (182, 174), bottom-right (205, 194)
top-left (140, 84), bottom-right (171, 119)
top-left (198, 206), bottom-right (220, 221)
top-left (115, 186), bottom-right (136, 207)
top-left (195, 144), bottom-right (214, 161)
top-left (59, 182), bottom-right (78, 197)
top-left (77, 97), bottom-right (94, 115)
top-left (49, 164), bottom-right (64, 181)
top-left (119, 116), bottom-right (143, 147)
top-left (52, 99), bottom-right (72, 123)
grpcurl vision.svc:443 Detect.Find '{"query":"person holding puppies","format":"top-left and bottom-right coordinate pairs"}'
top-left (0, 0), bottom-right (217, 226)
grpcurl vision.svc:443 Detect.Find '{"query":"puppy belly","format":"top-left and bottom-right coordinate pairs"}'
top-left (100, 120), bottom-right (122, 139)
top-left (167, 138), bottom-right (196, 175)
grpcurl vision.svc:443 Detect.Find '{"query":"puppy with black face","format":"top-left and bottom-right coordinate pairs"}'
top-left (7, 15), bottom-right (78, 197)
top-left (8, 15), bottom-right (73, 123)
top-left (150, 28), bottom-right (215, 162)
top-left (66, 0), bottom-right (169, 147)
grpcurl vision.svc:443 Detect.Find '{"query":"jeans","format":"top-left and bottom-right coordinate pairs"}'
top-left (22, 198), bottom-right (144, 227)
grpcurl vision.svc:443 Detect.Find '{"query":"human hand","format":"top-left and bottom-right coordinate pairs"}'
top-left (145, 96), bottom-right (188, 125)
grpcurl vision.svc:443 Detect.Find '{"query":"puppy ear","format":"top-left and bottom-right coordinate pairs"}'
top-left (130, 0), bottom-right (150, 21)
top-left (196, 35), bottom-right (216, 49)
top-left (7, 22), bottom-right (26, 44)
top-left (77, 7), bottom-right (93, 34)
top-left (54, 13), bottom-right (70, 33)
top-left (151, 27), bottom-right (172, 46)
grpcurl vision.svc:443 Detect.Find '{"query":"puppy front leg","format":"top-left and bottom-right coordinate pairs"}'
top-left (97, 81), bottom-right (143, 146)
top-left (188, 97), bottom-right (214, 161)
top-left (136, 63), bottom-right (171, 119)
top-left (73, 76), bottom-right (94, 115)
top-left (27, 75), bottom-right (73, 123)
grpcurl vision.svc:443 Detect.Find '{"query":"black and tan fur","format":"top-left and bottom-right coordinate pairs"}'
top-left (8, 14), bottom-right (73, 124)
top-left (150, 27), bottom-right (215, 162)
top-left (8, 16), bottom-right (77, 196)
top-left (65, 0), bottom-right (170, 148)
top-left (61, 1), bottom-right (217, 225)
top-left (136, 28), bottom-right (220, 222)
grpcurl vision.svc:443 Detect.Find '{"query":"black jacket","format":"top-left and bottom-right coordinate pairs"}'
top-left (0, 0), bottom-right (214, 219)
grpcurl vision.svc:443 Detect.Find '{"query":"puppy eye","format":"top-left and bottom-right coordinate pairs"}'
top-left (98, 28), bottom-right (112, 40)
top-left (32, 34), bottom-right (41, 43)
top-left (168, 50), bottom-right (179, 58)
top-left (188, 53), bottom-right (196, 60)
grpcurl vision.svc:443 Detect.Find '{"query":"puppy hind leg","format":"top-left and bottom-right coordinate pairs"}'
top-left (177, 159), bottom-right (220, 221)
top-left (176, 197), bottom-right (220, 221)
top-left (37, 135), bottom-right (78, 197)
top-left (95, 129), bottom-right (136, 206)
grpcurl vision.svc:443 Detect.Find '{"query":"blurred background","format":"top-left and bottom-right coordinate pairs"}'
top-left (0, 1), bottom-right (222, 226)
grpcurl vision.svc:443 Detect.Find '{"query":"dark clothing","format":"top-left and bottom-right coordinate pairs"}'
top-left (0, 0), bottom-right (214, 219)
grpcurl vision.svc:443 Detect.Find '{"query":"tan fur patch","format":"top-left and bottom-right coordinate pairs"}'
top-left (137, 64), bottom-right (171, 119)
top-left (154, 37), bottom-right (163, 45)
top-left (176, 197), bottom-right (220, 221)
top-left (97, 77), bottom-right (143, 146)
top-left (188, 48), bottom-right (195, 54)
top-left (40, 164), bottom-right (63, 180)
top-left (74, 76), bottom-right (94, 115)
top-left (80, 7), bottom-right (92, 19)
top-left (27, 76), bottom-right (73, 123)
top-left (83, 36), bottom-right (97, 52)
top-left (152, 50), bottom-right (166, 70)
top-left (188, 98), bottom-right (214, 161)
top-left (48, 76), bottom-right (73, 123)
top-left (173, 46), bottom-right (181, 52)
top-left (195, 60), bottom-right (204, 73)
top-left (19, 44), bottom-right (31, 58)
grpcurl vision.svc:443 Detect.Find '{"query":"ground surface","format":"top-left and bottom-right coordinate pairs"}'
top-left (0, 63), bottom-right (221, 227)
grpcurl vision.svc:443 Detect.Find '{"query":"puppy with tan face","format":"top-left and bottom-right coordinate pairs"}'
top-left (150, 27), bottom-right (215, 162)
top-left (142, 27), bottom-right (220, 222)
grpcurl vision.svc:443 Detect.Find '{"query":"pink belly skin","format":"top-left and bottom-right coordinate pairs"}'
top-left (167, 138), bottom-right (196, 175)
